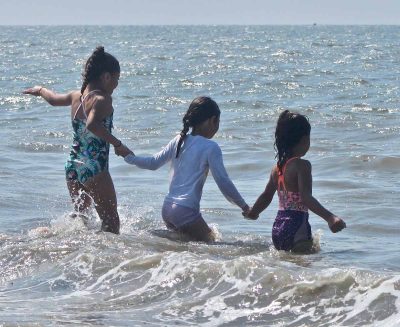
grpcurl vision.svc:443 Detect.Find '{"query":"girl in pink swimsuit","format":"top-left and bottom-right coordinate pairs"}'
top-left (244, 110), bottom-right (346, 252)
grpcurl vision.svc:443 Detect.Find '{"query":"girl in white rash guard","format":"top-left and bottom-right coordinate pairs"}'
top-left (122, 96), bottom-right (249, 242)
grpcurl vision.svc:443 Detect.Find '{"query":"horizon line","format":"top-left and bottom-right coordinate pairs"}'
top-left (1, 23), bottom-right (400, 27)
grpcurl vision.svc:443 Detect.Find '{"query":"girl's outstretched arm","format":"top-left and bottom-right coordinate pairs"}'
top-left (23, 86), bottom-right (74, 106)
top-left (123, 136), bottom-right (177, 170)
top-left (245, 170), bottom-right (276, 220)
top-left (298, 160), bottom-right (346, 233)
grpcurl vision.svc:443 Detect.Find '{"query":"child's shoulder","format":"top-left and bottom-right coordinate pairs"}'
top-left (277, 157), bottom-right (312, 174)
top-left (89, 94), bottom-right (113, 114)
top-left (205, 137), bottom-right (219, 147)
top-left (271, 165), bottom-right (279, 182)
top-left (205, 138), bottom-right (221, 152)
top-left (71, 90), bottom-right (81, 96)
top-left (292, 157), bottom-right (312, 172)
top-left (70, 90), bottom-right (82, 100)
top-left (93, 92), bottom-right (112, 103)
top-left (193, 136), bottom-right (221, 156)
top-left (192, 135), bottom-right (219, 147)
top-left (296, 157), bottom-right (311, 166)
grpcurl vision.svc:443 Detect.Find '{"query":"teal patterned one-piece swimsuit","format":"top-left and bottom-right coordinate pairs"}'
top-left (65, 90), bottom-right (113, 184)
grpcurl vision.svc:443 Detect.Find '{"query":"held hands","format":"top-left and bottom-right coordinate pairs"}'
top-left (114, 143), bottom-right (133, 157)
top-left (242, 206), bottom-right (259, 220)
top-left (23, 86), bottom-right (43, 96)
top-left (328, 216), bottom-right (346, 233)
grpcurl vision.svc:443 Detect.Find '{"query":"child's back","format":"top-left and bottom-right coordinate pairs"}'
top-left (123, 96), bottom-right (249, 242)
top-left (245, 110), bottom-right (346, 252)
top-left (129, 133), bottom-right (245, 211)
top-left (273, 157), bottom-right (312, 251)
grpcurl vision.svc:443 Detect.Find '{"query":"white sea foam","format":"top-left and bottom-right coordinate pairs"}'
top-left (1, 25), bottom-right (399, 326)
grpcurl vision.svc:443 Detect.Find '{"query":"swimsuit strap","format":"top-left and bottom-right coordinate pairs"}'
top-left (277, 157), bottom-right (300, 191)
top-left (73, 90), bottom-right (102, 120)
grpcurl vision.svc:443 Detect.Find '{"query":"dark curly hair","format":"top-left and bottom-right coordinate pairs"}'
top-left (81, 46), bottom-right (120, 95)
top-left (176, 96), bottom-right (220, 158)
top-left (275, 110), bottom-right (311, 173)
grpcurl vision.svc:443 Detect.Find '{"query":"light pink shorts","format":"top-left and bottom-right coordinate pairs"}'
top-left (162, 201), bottom-right (204, 230)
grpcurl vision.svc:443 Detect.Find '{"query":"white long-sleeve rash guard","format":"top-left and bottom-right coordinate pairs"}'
top-left (124, 134), bottom-right (248, 212)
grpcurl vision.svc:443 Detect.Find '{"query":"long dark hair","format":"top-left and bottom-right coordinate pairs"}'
top-left (274, 110), bottom-right (311, 173)
top-left (176, 96), bottom-right (220, 158)
top-left (81, 46), bottom-right (120, 95)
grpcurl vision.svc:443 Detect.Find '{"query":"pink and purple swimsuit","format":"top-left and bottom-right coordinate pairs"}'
top-left (272, 157), bottom-right (312, 251)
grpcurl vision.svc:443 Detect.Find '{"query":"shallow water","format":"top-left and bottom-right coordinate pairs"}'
top-left (0, 25), bottom-right (399, 326)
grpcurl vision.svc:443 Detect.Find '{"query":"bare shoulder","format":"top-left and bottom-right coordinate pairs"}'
top-left (296, 158), bottom-right (312, 172)
top-left (270, 165), bottom-right (279, 185)
top-left (91, 93), bottom-right (113, 114)
top-left (70, 90), bottom-right (83, 109)
top-left (71, 90), bottom-right (81, 97)
top-left (70, 90), bottom-right (82, 101)
top-left (93, 93), bottom-right (112, 105)
top-left (271, 165), bottom-right (279, 177)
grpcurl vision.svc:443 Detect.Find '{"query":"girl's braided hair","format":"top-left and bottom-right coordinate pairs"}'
top-left (176, 96), bottom-right (220, 158)
top-left (274, 110), bottom-right (311, 173)
top-left (81, 46), bottom-right (120, 95)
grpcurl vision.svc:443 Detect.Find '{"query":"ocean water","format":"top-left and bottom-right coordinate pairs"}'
top-left (0, 25), bottom-right (399, 326)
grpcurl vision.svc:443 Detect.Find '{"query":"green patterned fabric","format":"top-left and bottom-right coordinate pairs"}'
top-left (65, 113), bottom-right (113, 184)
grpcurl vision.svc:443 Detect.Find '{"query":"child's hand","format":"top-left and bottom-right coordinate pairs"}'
top-left (23, 86), bottom-right (42, 96)
top-left (242, 207), bottom-right (259, 220)
top-left (115, 144), bottom-right (133, 157)
top-left (328, 216), bottom-right (346, 233)
top-left (241, 205), bottom-right (250, 217)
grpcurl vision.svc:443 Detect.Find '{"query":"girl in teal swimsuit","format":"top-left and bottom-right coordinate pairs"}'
top-left (65, 89), bottom-right (113, 185)
top-left (24, 46), bottom-right (129, 234)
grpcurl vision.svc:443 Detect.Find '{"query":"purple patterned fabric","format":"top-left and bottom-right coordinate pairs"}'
top-left (272, 210), bottom-right (312, 251)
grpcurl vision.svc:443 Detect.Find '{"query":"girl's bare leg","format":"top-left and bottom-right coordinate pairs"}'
top-left (84, 171), bottom-right (120, 234)
top-left (179, 217), bottom-right (214, 243)
top-left (67, 179), bottom-right (92, 213)
top-left (292, 239), bottom-right (314, 254)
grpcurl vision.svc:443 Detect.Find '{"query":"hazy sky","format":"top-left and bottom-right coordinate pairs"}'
top-left (1, 0), bottom-right (399, 25)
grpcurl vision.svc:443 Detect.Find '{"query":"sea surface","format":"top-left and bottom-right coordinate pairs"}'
top-left (0, 25), bottom-right (399, 326)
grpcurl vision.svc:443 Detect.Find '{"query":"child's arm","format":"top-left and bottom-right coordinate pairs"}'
top-left (298, 160), bottom-right (346, 233)
top-left (245, 170), bottom-right (276, 220)
top-left (123, 137), bottom-right (177, 170)
top-left (208, 144), bottom-right (249, 212)
top-left (23, 86), bottom-right (73, 106)
top-left (86, 95), bottom-right (128, 154)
